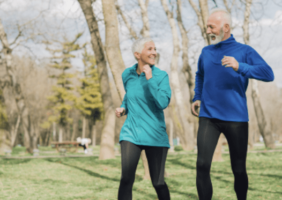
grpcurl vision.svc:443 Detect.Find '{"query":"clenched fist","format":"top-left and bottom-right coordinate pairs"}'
top-left (142, 64), bottom-right (153, 80)
top-left (191, 100), bottom-right (201, 117)
top-left (115, 107), bottom-right (125, 118)
top-left (221, 56), bottom-right (239, 71)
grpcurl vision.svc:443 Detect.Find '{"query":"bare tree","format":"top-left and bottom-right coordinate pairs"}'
top-left (102, 0), bottom-right (126, 99)
top-left (176, 0), bottom-right (195, 104)
top-left (242, 0), bottom-right (275, 148)
top-left (78, 0), bottom-right (116, 159)
top-left (187, 0), bottom-right (210, 45)
top-left (0, 19), bottom-right (33, 153)
top-left (138, 0), bottom-right (150, 37)
top-left (115, 2), bottom-right (138, 40)
top-left (161, 0), bottom-right (194, 150)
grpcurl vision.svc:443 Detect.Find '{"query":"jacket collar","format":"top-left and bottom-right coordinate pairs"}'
top-left (213, 34), bottom-right (236, 48)
top-left (130, 63), bottom-right (155, 76)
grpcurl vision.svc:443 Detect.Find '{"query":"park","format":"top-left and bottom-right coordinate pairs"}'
top-left (0, 0), bottom-right (282, 199)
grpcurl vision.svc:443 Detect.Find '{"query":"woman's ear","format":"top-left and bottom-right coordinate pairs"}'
top-left (134, 52), bottom-right (140, 60)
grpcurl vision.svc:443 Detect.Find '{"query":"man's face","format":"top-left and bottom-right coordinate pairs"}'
top-left (207, 13), bottom-right (225, 45)
top-left (139, 41), bottom-right (157, 65)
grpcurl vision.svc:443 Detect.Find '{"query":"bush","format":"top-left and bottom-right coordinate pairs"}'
top-left (174, 145), bottom-right (183, 151)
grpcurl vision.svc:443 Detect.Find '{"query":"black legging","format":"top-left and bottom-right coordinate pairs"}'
top-left (118, 141), bottom-right (170, 200)
top-left (197, 117), bottom-right (248, 200)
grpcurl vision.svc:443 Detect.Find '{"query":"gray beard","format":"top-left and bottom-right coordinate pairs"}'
top-left (209, 28), bottom-right (224, 45)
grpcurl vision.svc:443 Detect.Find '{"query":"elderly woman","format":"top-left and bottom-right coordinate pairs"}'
top-left (115, 38), bottom-right (171, 200)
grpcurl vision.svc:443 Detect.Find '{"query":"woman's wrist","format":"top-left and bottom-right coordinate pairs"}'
top-left (121, 108), bottom-right (126, 116)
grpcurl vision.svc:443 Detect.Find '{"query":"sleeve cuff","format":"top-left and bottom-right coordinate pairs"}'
top-left (237, 62), bottom-right (249, 75)
top-left (120, 105), bottom-right (127, 114)
top-left (192, 96), bottom-right (201, 102)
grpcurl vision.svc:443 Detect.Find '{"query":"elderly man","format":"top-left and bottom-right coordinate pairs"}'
top-left (191, 9), bottom-right (274, 200)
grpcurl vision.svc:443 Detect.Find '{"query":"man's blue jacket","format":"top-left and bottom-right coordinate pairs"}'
top-left (193, 35), bottom-right (274, 122)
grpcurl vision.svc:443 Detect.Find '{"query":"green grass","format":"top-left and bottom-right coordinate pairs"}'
top-left (0, 152), bottom-right (282, 200)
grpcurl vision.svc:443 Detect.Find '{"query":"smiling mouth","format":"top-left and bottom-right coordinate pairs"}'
top-left (211, 35), bottom-right (216, 40)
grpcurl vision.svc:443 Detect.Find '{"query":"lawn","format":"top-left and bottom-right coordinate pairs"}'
top-left (0, 149), bottom-right (282, 200)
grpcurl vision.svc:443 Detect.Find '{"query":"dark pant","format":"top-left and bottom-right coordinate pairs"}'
top-left (196, 117), bottom-right (249, 200)
top-left (118, 141), bottom-right (170, 200)
top-left (79, 144), bottom-right (86, 150)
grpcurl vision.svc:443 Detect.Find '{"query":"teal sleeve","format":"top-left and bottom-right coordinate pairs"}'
top-left (147, 73), bottom-right (171, 110)
top-left (120, 93), bottom-right (128, 115)
top-left (120, 73), bottom-right (128, 115)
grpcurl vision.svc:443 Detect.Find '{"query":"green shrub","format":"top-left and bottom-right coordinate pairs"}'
top-left (174, 145), bottom-right (183, 151)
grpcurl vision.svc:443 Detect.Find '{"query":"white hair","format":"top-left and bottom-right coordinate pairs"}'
top-left (209, 8), bottom-right (232, 28)
top-left (132, 37), bottom-right (154, 60)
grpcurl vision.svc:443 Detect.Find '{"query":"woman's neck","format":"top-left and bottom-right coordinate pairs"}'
top-left (136, 61), bottom-right (150, 75)
top-left (136, 61), bottom-right (146, 75)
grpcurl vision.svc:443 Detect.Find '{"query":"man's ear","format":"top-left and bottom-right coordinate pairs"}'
top-left (134, 52), bottom-right (140, 60)
top-left (224, 23), bottom-right (230, 33)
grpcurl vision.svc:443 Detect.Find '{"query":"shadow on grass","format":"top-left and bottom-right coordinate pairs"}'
top-left (167, 178), bottom-right (199, 199)
top-left (248, 173), bottom-right (282, 179)
top-left (62, 157), bottom-right (122, 169)
top-left (166, 156), bottom-right (196, 170)
top-left (249, 188), bottom-right (282, 195)
top-left (0, 158), bottom-right (31, 165)
top-left (45, 158), bottom-right (120, 182)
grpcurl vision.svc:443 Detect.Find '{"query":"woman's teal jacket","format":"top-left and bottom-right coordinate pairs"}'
top-left (119, 64), bottom-right (171, 148)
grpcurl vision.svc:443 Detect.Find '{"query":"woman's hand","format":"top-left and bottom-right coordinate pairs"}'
top-left (115, 107), bottom-right (125, 118)
top-left (143, 64), bottom-right (153, 80)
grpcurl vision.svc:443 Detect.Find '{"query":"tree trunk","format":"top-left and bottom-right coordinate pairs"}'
top-left (71, 119), bottom-right (77, 141)
top-left (78, 0), bottom-right (116, 159)
top-left (187, 0), bottom-right (210, 45)
top-left (176, 0), bottom-right (194, 104)
top-left (101, 0), bottom-right (126, 99)
top-left (0, 129), bottom-right (11, 155)
top-left (115, 3), bottom-right (138, 40)
top-left (176, 0), bottom-right (197, 148)
top-left (58, 125), bottom-right (63, 142)
top-left (242, 0), bottom-right (275, 148)
top-left (10, 114), bottom-right (21, 147)
top-left (92, 124), bottom-right (96, 146)
top-left (0, 19), bottom-right (32, 153)
top-left (52, 122), bottom-right (56, 141)
top-left (82, 116), bottom-right (87, 138)
top-left (161, 0), bottom-right (194, 150)
top-left (99, 109), bottom-right (116, 159)
top-left (251, 80), bottom-right (275, 148)
top-left (168, 118), bottom-right (174, 153)
top-left (23, 126), bottom-right (32, 153)
top-left (138, 0), bottom-right (150, 37)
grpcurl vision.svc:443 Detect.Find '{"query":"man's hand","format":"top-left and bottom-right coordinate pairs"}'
top-left (191, 100), bottom-right (201, 116)
top-left (221, 56), bottom-right (239, 71)
top-left (115, 107), bottom-right (125, 118)
top-left (143, 64), bottom-right (153, 80)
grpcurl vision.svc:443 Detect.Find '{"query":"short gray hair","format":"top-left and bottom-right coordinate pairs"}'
top-left (132, 37), bottom-right (154, 60)
top-left (210, 8), bottom-right (232, 27)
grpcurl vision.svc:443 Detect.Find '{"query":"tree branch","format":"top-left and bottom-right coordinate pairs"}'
top-left (115, 1), bottom-right (138, 40)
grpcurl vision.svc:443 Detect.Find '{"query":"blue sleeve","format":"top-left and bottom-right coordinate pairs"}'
top-left (237, 47), bottom-right (274, 82)
top-left (193, 53), bottom-right (204, 102)
top-left (120, 73), bottom-right (128, 115)
top-left (147, 73), bottom-right (171, 110)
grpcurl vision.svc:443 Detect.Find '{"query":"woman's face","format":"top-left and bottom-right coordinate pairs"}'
top-left (139, 41), bottom-right (157, 65)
